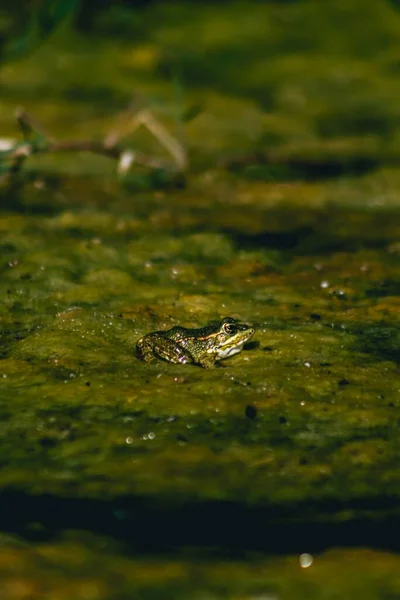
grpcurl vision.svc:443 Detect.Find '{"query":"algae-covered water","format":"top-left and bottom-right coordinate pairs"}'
top-left (1, 1), bottom-right (400, 598)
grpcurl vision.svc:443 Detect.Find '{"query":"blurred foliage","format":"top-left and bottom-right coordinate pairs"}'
top-left (0, 0), bottom-right (78, 63)
top-left (3, 0), bottom-right (400, 182)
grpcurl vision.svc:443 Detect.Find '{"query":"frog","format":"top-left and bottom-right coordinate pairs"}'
top-left (136, 317), bottom-right (255, 369)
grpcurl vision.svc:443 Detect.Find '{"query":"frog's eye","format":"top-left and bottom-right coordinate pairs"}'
top-left (222, 322), bottom-right (237, 335)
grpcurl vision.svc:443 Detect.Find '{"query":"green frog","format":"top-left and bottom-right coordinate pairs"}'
top-left (136, 317), bottom-right (255, 369)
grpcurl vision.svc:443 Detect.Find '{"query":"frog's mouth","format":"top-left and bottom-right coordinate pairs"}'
top-left (216, 344), bottom-right (244, 359)
top-left (215, 328), bottom-right (255, 359)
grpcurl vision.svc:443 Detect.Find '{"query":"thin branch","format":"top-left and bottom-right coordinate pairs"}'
top-left (6, 138), bottom-right (176, 171)
top-left (46, 140), bottom-right (172, 170)
top-left (4, 109), bottom-right (187, 176)
top-left (105, 107), bottom-right (188, 170)
top-left (137, 109), bottom-right (187, 171)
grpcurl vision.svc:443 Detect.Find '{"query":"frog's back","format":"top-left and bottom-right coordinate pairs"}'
top-left (166, 324), bottom-right (213, 340)
top-left (165, 325), bottom-right (194, 342)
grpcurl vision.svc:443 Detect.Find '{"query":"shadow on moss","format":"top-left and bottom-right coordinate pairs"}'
top-left (352, 325), bottom-right (400, 363)
top-left (2, 488), bottom-right (400, 556)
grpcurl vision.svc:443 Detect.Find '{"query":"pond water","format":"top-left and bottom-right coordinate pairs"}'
top-left (1, 1), bottom-right (400, 598)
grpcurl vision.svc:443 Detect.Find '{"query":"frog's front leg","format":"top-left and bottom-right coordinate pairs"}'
top-left (197, 353), bottom-right (217, 369)
top-left (137, 334), bottom-right (192, 365)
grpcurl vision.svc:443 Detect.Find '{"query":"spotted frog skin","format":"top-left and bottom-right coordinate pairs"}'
top-left (136, 317), bottom-right (255, 369)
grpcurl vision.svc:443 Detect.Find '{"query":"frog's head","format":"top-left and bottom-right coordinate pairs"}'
top-left (211, 317), bottom-right (255, 360)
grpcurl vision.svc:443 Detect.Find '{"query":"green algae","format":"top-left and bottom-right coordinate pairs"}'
top-left (1, 175), bottom-right (400, 508)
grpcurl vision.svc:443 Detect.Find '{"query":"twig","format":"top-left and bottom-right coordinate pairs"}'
top-left (41, 140), bottom-right (172, 170)
top-left (105, 108), bottom-right (188, 170)
top-left (6, 138), bottom-right (176, 172)
top-left (2, 108), bottom-right (187, 180)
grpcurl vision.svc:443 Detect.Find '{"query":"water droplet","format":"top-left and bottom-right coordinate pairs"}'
top-left (299, 553), bottom-right (313, 568)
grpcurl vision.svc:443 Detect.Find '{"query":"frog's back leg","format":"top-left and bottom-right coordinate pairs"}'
top-left (136, 334), bottom-right (192, 365)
